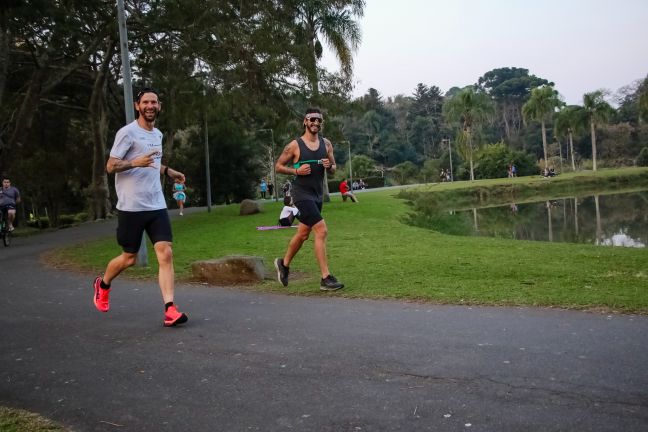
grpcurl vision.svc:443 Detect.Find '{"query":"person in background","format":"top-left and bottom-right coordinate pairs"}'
top-left (268, 182), bottom-right (274, 199)
top-left (278, 196), bottom-right (299, 226)
top-left (172, 179), bottom-right (187, 216)
top-left (339, 178), bottom-right (358, 203)
top-left (260, 178), bottom-right (267, 199)
top-left (282, 179), bottom-right (292, 198)
top-left (0, 176), bottom-right (21, 231)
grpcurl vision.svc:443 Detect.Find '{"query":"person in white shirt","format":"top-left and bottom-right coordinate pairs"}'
top-left (92, 88), bottom-right (188, 327)
top-left (278, 196), bottom-right (299, 226)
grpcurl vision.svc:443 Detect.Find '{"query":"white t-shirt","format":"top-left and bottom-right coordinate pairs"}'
top-left (279, 206), bottom-right (299, 219)
top-left (110, 121), bottom-right (166, 211)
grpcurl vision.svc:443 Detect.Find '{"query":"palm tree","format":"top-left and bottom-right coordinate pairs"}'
top-left (442, 87), bottom-right (493, 181)
top-left (522, 85), bottom-right (563, 172)
top-left (583, 91), bottom-right (614, 171)
top-left (293, 0), bottom-right (365, 98)
top-left (554, 105), bottom-right (586, 171)
top-left (638, 77), bottom-right (648, 122)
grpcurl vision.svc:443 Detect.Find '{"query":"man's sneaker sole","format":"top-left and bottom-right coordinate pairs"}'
top-left (320, 284), bottom-right (344, 291)
top-left (164, 314), bottom-right (188, 327)
top-left (274, 258), bottom-right (288, 287)
top-left (93, 276), bottom-right (109, 312)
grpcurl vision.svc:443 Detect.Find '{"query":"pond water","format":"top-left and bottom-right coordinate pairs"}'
top-left (413, 190), bottom-right (648, 248)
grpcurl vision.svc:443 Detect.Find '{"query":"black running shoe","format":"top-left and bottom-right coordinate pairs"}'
top-left (320, 275), bottom-right (344, 291)
top-left (274, 258), bottom-right (289, 287)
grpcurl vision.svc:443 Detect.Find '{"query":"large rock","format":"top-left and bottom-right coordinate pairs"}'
top-left (239, 199), bottom-right (262, 215)
top-left (192, 255), bottom-right (265, 285)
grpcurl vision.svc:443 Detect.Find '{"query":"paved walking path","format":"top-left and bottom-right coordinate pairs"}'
top-left (1, 212), bottom-right (647, 431)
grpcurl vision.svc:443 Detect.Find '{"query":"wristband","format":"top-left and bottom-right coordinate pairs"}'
top-left (294, 168), bottom-right (298, 176)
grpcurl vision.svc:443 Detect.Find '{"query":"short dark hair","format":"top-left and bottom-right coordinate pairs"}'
top-left (304, 107), bottom-right (321, 116)
top-left (283, 196), bottom-right (292, 206)
top-left (135, 87), bottom-right (160, 102)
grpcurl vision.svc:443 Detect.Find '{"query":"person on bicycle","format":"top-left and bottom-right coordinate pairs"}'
top-left (0, 177), bottom-right (21, 231)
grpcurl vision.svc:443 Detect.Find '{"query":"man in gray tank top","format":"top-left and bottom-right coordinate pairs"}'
top-left (273, 108), bottom-right (344, 291)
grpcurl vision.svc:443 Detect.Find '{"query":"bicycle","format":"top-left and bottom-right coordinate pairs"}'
top-left (0, 206), bottom-right (12, 247)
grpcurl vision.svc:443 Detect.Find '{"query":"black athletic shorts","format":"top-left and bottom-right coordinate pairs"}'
top-left (116, 209), bottom-right (172, 253)
top-left (293, 200), bottom-right (323, 227)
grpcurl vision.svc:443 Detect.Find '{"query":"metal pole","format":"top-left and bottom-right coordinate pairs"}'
top-left (203, 89), bottom-right (212, 212)
top-left (117, 0), bottom-right (147, 266)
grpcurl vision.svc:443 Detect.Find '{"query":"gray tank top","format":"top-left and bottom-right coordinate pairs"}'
top-left (291, 136), bottom-right (328, 203)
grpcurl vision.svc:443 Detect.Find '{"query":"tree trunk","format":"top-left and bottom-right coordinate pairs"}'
top-left (541, 120), bottom-right (548, 170)
top-left (89, 39), bottom-right (115, 220)
top-left (468, 130), bottom-right (475, 181)
top-left (0, 9), bottom-right (9, 107)
top-left (8, 63), bottom-right (49, 148)
top-left (569, 131), bottom-right (576, 171)
top-left (591, 120), bottom-right (597, 171)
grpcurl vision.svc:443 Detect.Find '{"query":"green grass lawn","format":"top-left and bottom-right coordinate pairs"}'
top-left (0, 407), bottom-right (67, 432)
top-left (51, 168), bottom-right (648, 313)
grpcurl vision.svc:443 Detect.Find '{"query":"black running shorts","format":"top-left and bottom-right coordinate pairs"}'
top-left (293, 200), bottom-right (323, 227)
top-left (116, 209), bottom-right (172, 253)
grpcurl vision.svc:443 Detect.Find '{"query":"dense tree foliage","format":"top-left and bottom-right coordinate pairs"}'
top-left (1, 2), bottom-right (645, 226)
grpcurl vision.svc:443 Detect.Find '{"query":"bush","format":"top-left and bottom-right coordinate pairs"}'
top-left (475, 143), bottom-right (537, 179)
top-left (58, 214), bottom-right (77, 226)
top-left (26, 217), bottom-right (50, 228)
top-left (637, 147), bottom-right (648, 167)
top-left (327, 176), bottom-right (384, 192)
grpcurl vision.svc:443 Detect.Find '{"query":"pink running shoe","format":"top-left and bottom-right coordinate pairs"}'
top-left (164, 304), bottom-right (188, 327)
top-left (93, 276), bottom-right (110, 312)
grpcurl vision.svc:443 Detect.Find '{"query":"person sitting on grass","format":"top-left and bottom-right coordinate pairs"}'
top-left (278, 196), bottom-right (300, 227)
top-left (339, 178), bottom-right (358, 203)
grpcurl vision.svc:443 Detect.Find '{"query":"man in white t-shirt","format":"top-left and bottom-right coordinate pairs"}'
top-left (92, 88), bottom-right (188, 327)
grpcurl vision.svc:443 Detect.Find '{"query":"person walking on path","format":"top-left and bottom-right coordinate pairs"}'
top-left (273, 108), bottom-right (344, 291)
top-left (339, 178), bottom-right (358, 203)
top-left (0, 176), bottom-right (21, 231)
top-left (172, 179), bottom-right (187, 216)
top-left (93, 88), bottom-right (188, 327)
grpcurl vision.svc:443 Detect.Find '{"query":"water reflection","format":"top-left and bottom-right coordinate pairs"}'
top-left (411, 191), bottom-right (648, 248)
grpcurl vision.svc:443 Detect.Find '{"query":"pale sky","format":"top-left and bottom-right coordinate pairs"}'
top-left (321, 0), bottom-right (648, 105)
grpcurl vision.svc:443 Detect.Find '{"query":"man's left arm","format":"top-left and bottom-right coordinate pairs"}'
top-left (161, 165), bottom-right (186, 184)
top-left (324, 139), bottom-right (337, 174)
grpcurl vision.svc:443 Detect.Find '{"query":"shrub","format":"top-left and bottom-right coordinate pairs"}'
top-left (475, 143), bottom-right (537, 179)
top-left (637, 147), bottom-right (648, 167)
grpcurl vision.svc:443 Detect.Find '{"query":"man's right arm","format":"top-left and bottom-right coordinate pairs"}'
top-left (106, 151), bottom-right (158, 174)
top-left (106, 157), bottom-right (133, 174)
top-left (275, 141), bottom-right (299, 176)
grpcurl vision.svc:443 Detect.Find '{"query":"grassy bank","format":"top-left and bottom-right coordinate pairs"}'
top-left (0, 406), bottom-right (68, 432)
top-left (51, 168), bottom-right (648, 313)
top-left (399, 166), bottom-right (648, 211)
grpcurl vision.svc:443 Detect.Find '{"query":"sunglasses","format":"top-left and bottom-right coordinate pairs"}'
top-left (136, 88), bottom-right (159, 102)
top-left (306, 117), bottom-right (323, 123)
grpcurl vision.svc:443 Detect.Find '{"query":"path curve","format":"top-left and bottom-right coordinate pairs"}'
top-left (1, 212), bottom-right (647, 431)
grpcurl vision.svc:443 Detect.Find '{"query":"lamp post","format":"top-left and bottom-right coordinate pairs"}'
top-left (117, 0), bottom-right (147, 266)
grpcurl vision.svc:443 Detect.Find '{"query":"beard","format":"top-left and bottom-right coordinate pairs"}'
top-left (138, 107), bottom-right (159, 122)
